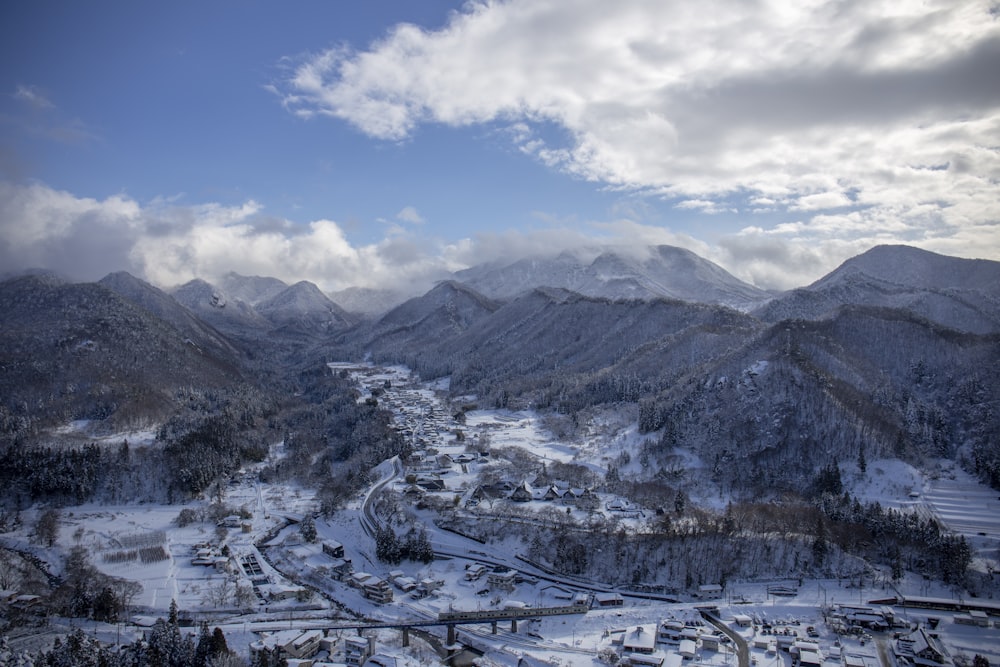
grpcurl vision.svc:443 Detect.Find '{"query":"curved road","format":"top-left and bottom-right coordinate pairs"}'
top-left (701, 610), bottom-right (749, 667)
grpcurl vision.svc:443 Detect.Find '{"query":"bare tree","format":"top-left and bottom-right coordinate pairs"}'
top-left (0, 550), bottom-right (21, 589)
top-left (34, 509), bottom-right (60, 548)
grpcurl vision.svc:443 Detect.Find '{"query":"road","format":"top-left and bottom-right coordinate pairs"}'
top-left (701, 610), bottom-right (749, 667)
top-left (359, 450), bottom-right (679, 605)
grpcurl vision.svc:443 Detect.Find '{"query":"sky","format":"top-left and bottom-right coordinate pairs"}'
top-left (1, 0), bottom-right (999, 295)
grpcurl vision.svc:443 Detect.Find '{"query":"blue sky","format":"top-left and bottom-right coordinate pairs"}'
top-left (2, 1), bottom-right (998, 293)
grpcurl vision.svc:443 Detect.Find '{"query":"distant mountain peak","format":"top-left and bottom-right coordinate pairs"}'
top-left (813, 245), bottom-right (1000, 294)
top-left (453, 243), bottom-right (770, 310)
top-left (757, 244), bottom-right (1000, 333)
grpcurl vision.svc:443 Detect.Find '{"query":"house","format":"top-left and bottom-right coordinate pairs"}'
top-left (348, 572), bottom-right (373, 588)
top-left (698, 584), bottom-right (723, 597)
top-left (732, 613), bottom-right (753, 628)
top-left (487, 569), bottom-right (518, 590)
top-left (257, 583), bottom-right (304, 601)
top-left (251, 629), bottom-right (323, 662)
top-left (896, 627), bottom-right (946, 666)
top-left (327, 557), bottom-right (353, 580)
top-left (285, 630), bottom-right (323, 659)
top-left (344, 635), bottom-right (374, 666)
top-left (510, 481), bottom-right (534, 502)
top-left (362, 576), bottom-right (393, 603)
top-left (415, 475), bottom-right (445, 491)
top-left (623, 625), bottom-right (657, 654)
top-left (541, 584), bottom-right (574, 602)
top-left (543, 485), bottom-right (565, 501)
top-left (573, 592), bottom-right (591, 608)
top-left (594, 592), bottom-right (624, 607)
top-left (389, 571), bottom-right (418, 592)
top-left (416, 578), bottom-right (443, 597)
top-left (679, 638), bottom-right (697, 659)
top-left (9, 594), bottom-right (42, 610)
top-left (464, 563), bottom-right (487, 581)
top-left (322, 540), bottom-right (345, 559)
top-left (701, 634), bottom-right (721, 651)
top-left (659, 619), bottom-right (685, 642)
top-left (365, 653), bottom-right (400, 667)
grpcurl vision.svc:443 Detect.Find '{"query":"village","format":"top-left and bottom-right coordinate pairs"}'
top-left (2, 362), bottom-right (999, 666)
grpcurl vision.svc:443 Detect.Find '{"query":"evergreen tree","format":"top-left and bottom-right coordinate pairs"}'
top-left (375, 525), bottom-right (401, 564)
top-left (811, 517), bottom-right (828, 569)
top-left (299, 515), bottom-right (317, 543)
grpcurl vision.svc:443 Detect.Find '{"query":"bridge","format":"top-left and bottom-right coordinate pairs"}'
top-left (324, 605), bottom-right (587, 647)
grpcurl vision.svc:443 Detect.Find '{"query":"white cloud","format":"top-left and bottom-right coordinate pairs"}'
top-left (395, 206), bottom-right (424, 224)
top-left (2, 179), bottom-right (997, 296)
top-left (0, 182), bottom-right (451, 295)
top-left (13, 84), bottom-right (54, 109)
top-left (276, 0), bottom-right (1000, 259)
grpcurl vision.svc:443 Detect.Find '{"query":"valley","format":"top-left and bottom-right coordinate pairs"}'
top-left (1, 244), bottom-right (999, 665)
top-left (4, 360), bottom-right (999, 665)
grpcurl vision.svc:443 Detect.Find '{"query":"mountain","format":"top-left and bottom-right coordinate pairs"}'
top-left (341, 281), bottom-right (502, 375)
top-left (255, 280), bottom-right (357, 333)
top-left (754, 245), bottom-right (1000, 333)
top-left (0, 275), bottom-right (245, 437)
top-left (170, 278), bottom-right (272, 336)
top-left (99, 271), bottom-right (241, 362)
top-left (453, 245), bottom-right (771, 310)
top-left (329, 286), bottom-right (410, 317)
top-left (216, 271), bottom-right (289, 306)
top-left (637, 303), bottom-right (1000, 496)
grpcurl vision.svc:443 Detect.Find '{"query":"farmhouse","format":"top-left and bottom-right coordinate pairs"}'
top-left (510, 481), bottom-right (535, 502)
top-left (895, 626), bottom-right (946, 666)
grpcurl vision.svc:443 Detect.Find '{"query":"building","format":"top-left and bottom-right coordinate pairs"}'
top-left (344, 635), bottom-right (374, 666)
top-left (362, 576), bottom-right (393, 603)
top-left (250, 629), bottom-right (323, 662)
top-left (322, 540), bottom-right (345, 559)
top-left (895, 626), bottom-right (946, 666)
top-left (487, 568), bottom-right (518, 590)
top-left (594, 592), bottom-right (624, 607)
top-left (622, 625), bottom-right (657, 654)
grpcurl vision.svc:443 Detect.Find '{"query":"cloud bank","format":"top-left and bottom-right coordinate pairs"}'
top-left (3, 179), bottom-right (996, 296)
top-left (277, 0), bottom-right (1000, 267)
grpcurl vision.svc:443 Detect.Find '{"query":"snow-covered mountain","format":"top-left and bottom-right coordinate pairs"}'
top-left (754, 245), bottom-right (1000, 333)
top-left (171, 278), bottom-right (272, 334)
top-left (255, 280), bottom-right (356, 332)
top-left (329, 286), bottom-right (410, 317)
top-left (99, 271), bottom-right (241, 360)
top-left (216, 271), bottom-right (289, 306)
top-left (453, 244), bottom-right (771, 310)
top-left (0, 274), bottom-right (245, 433)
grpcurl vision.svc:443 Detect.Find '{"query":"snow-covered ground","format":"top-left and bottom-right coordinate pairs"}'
top-left (5, 361), bottom-right (1000, 666)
